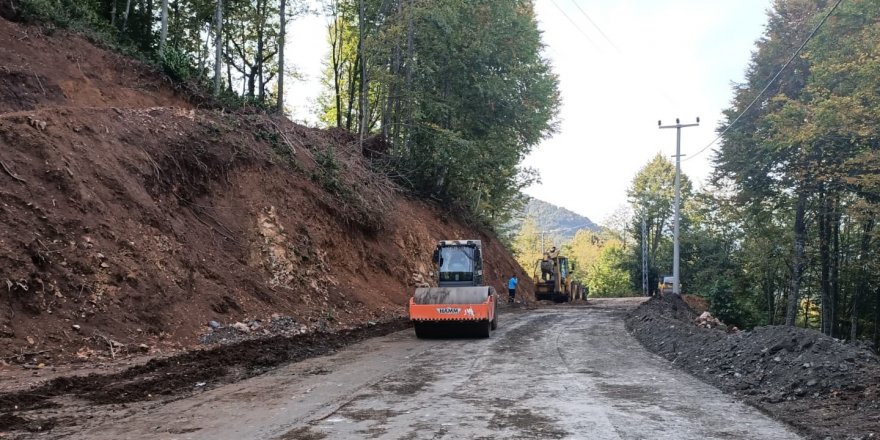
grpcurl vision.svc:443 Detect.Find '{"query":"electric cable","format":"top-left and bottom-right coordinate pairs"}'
top-left (683, 0), bottom-right (845, 162)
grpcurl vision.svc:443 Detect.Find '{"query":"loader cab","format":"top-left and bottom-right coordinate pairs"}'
top-left (432, 240), bottom-right (483, 287)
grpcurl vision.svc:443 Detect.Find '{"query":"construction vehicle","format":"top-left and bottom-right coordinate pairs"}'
top-left (409, 240), bottom-right (497, 338)
top-left (534, 253), bottom-right (576, 303)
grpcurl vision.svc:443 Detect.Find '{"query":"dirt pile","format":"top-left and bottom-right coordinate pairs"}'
top-left (627, 295), bottom-right (880, 439)
top-left (0, 15), bottom-right (532, 371)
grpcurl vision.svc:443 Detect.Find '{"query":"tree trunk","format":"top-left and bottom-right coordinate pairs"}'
top-left (226, 32), bottom-right (232, 91)
top-left (159, 0), bottom-right (169, 50)
top-left (831, 200), bottom-right (841, 336)
top-left (214, 0), bottom-right (223, 96)
top-left (122, 0), bottom-right (132, 31)
top-left (358, 0), bottom-right (368, 144)
top-left (785, 190), bottom-right (807, 326)
top-left (764, 274), bottom-right (775, 325)
top-left (276, 0), bottom-right (286, 114)
top-left (819, 191), bottom-right (831, 335)
top-left (874, 285), bottom-right (880, 351)
top-left (853, 218), bottom-right (874, 341)
top-left (111, 0), bottom-right (117, 28)
top-left (171, 0), bottom-right (179, 47)
top-left (346, 53), bottom-right (360, 131)
top-left (256, 0), bottom-right (266, 102)
top-left (803, 295), bottom-right (811, 328)
top-left (329, 16), bottom-right (342, 128)
top-left (143, 0), bottom-right (152, 42)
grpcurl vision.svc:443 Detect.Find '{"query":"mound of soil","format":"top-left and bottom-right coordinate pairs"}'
top-left (627, 295), bottom-right (880, 439)
top-left (0, 13), bottom-right (533, 370)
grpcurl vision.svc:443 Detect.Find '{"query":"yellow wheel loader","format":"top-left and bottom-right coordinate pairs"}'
top-left (534, 254), bottom-right (575, 303)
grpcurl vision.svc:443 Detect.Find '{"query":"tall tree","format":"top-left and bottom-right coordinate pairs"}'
top-left (276, 0), bottom-right (286, 113)
top-left (213, 0), bottom-right (222, 95)
top-left (159, 0), bottom-right (169, 50)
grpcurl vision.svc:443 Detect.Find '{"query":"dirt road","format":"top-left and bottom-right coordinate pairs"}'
top-left (55, 299), bottom-right (799, 439)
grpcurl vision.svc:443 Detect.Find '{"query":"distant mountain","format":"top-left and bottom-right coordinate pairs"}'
top-left (509, 197), bottom-right (599, 243)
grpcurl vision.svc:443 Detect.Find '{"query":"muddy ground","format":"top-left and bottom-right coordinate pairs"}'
top-left (0, 319), bottom-right (409, 435)
top-left (1, 300), bottom-right (802, 439)
top-left (627, 295), bottom-right (880, 439)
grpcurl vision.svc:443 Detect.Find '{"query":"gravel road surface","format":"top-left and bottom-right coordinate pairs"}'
top-left (65, 298), bottom-right (800, 439)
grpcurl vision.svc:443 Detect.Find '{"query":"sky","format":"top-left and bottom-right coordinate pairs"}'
top-left (283, 0), bottom-right (773, 225)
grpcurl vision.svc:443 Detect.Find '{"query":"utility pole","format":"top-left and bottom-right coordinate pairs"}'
top-left (658, 117), bottom-right (699, 295)
top-left (641, 216), bottom-right (649, 297)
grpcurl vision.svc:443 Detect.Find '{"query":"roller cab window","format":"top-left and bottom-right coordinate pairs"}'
top-left (437, 246), bottom-right (475, 282)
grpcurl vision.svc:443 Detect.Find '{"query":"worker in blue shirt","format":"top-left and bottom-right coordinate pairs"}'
top-left (507, 275), bottom-right (518, 303)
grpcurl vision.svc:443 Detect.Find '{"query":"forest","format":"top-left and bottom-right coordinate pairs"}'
top-left (513, 0), bottom-right (880, 348)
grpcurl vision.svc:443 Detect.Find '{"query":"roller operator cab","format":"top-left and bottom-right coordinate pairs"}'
top-left (408, 240), bottom-right (497, 338)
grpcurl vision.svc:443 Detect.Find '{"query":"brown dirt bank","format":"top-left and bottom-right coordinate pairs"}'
top-left (0, 14), bottom-right (533, 371)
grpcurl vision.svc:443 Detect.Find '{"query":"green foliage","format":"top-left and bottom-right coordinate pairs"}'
top-left (511, 217), bottom-right (542, 276)
top-left (708, 278), bottom-right (740, 327)
top-left (695, 0), bottom-right (880, 338)
top-left (318, 0), bottom-right (560, 228)
top-left (312, 146), bottom-right (349, 199)
top-left (624, 154), bottom-right (692, 294)
top-left (585, 244), bottom-right (632, 297)
top-left (16, 0), bottom-right (132, 53)
top-left (159, 46), bottom-right (194, 82)
top-left (10, 0), bottom-right (301, 108)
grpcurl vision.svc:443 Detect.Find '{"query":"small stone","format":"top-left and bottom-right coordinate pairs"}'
top-left (97, 253), bottom-right (106, 259)
top-left (773, 356), bottom-right (781, 362)
top-left (231, 322), bottom-right (250, 333)
top-left (100, 262), bottom-right (110, 268)
top-left (807, 379), bottom-right (818, 387)
top-left (208, 320), bottom-right (222, 329)
top-left (26, 336), bottom-right (35, 345)
top-left (72, 324), bottom-right (81, 331)
top-left (138, 344), bottom-right (150, 352)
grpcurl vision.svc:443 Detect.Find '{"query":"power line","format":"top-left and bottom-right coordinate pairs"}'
top-left (683, 0), bottom-right (845, 162)
top-left (569, 0), bottom-right (620, 53)
top-left (548, 0), bottom-right (679, 106)
top-left (549, 0), bottom-right (599, 49)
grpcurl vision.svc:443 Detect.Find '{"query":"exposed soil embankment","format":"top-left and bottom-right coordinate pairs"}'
top-left (0, 14), bottom-right (532, 371)
top-left (627, 295), bottom-right (880, 439)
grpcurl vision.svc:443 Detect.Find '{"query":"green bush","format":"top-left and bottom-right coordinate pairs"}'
top-left (159, 46), bottom-right (194, 82)
top-left (18, 0), bottom-right (114, 38)
top-left (312, 147), bottom-right (349, 198)
top-left (709, 278), bottom-right (742, 327)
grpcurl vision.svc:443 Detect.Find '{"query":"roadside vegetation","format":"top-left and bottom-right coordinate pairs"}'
top-left (4, 0), bottom-right (559, 229)
top-left (511, 0), bottom-right (880, 351)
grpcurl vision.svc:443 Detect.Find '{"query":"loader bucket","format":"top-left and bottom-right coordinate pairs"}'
top-left (409, 287), bottom-right (496, 338)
